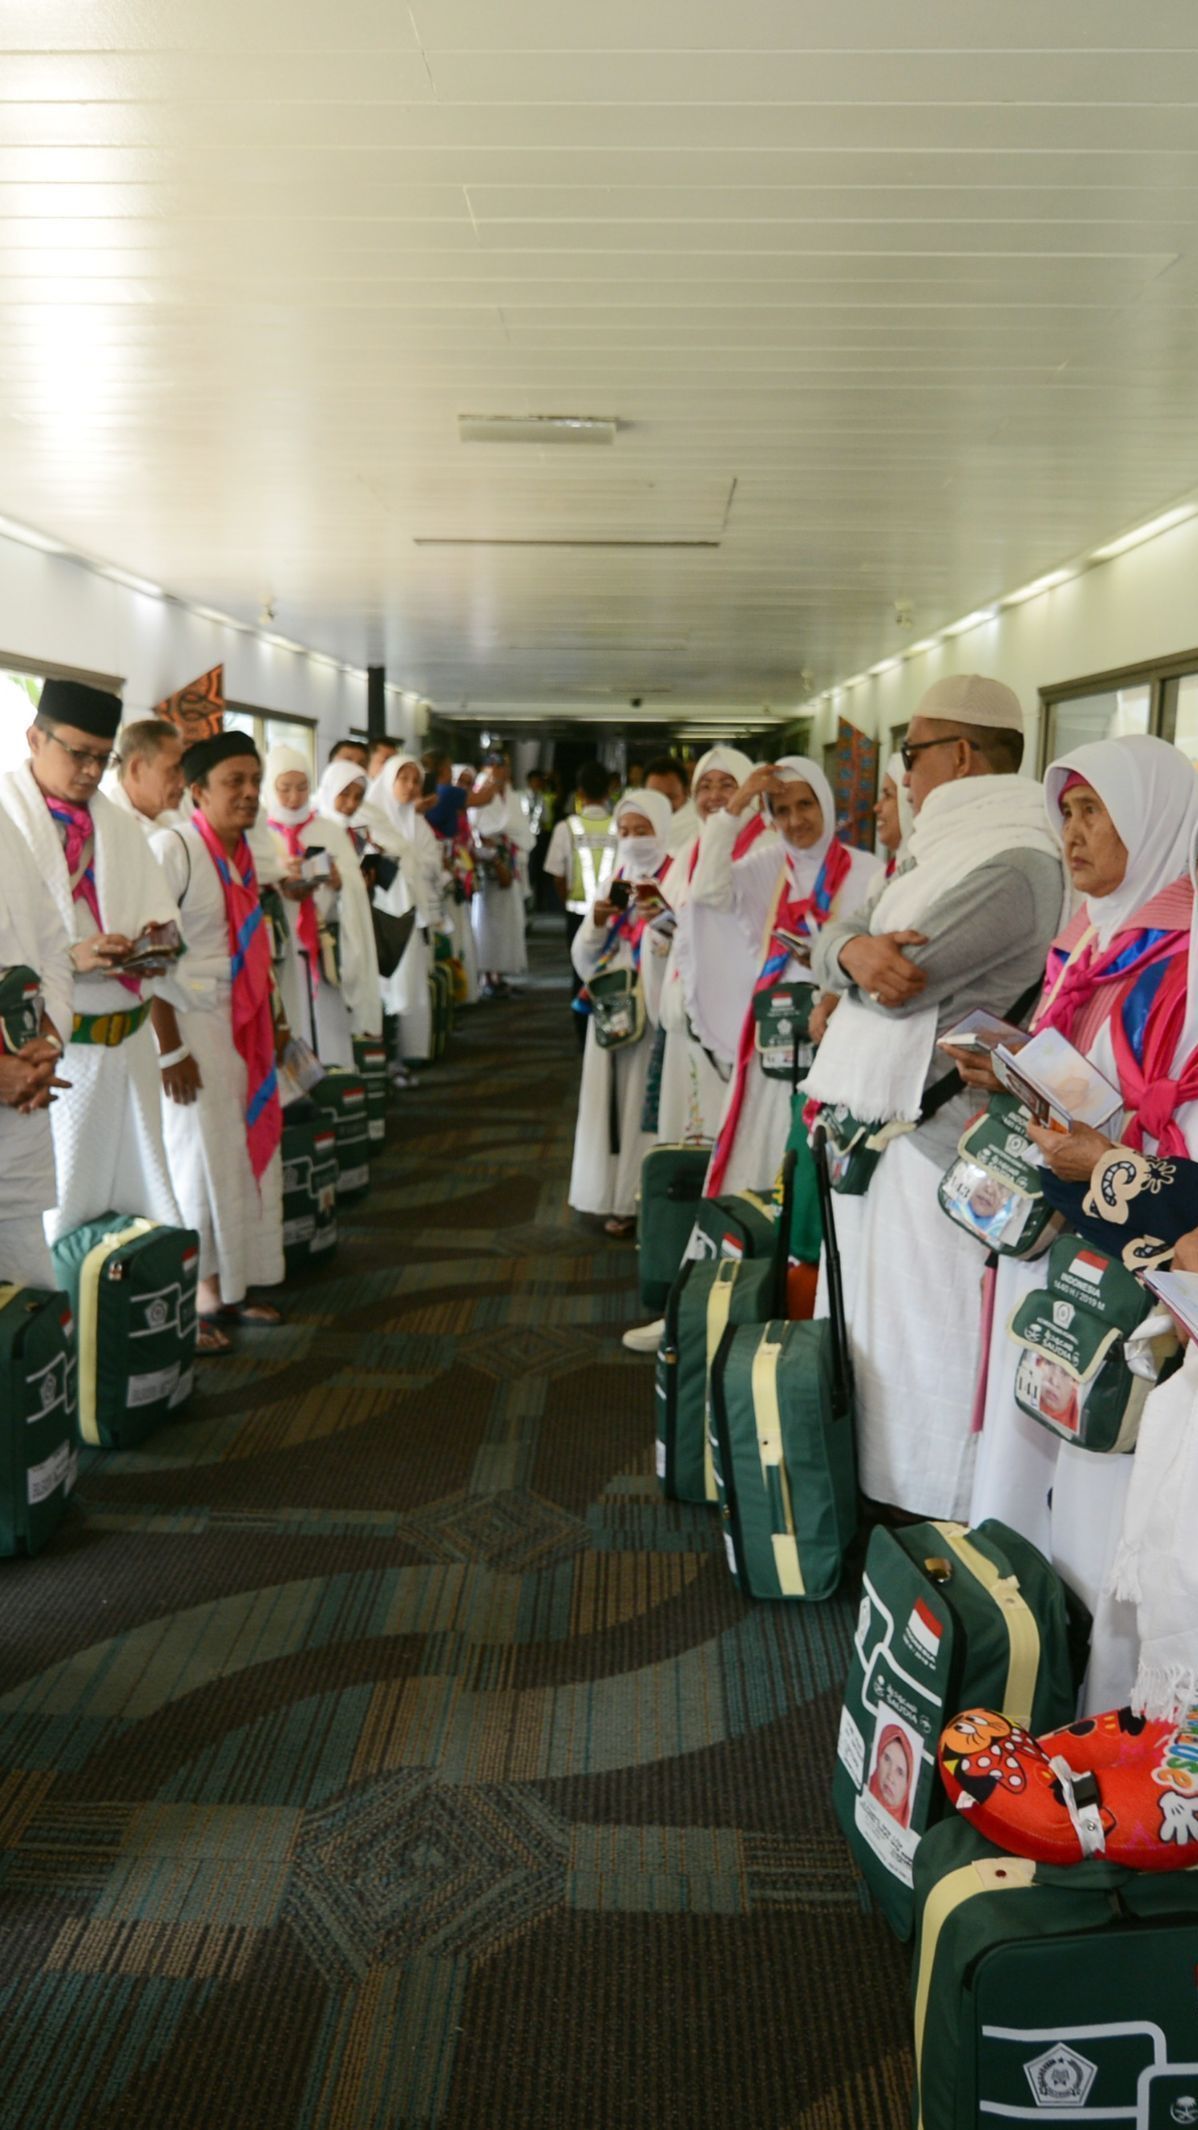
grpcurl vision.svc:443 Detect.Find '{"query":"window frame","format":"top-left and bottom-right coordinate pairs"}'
top-left (1038, 648), bottom-right (1198, 771)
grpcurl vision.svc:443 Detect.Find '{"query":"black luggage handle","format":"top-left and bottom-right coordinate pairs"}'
top-left (811, 1122), bottom-right (854, 1415)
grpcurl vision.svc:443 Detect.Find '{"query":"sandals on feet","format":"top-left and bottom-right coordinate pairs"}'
top-left (216, 1300), bottom-right (285, 1326)
top-left (196, 1317), bottom-right (233, 1355)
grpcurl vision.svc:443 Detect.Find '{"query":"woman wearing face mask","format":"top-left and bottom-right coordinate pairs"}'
top-left (691, 757), bottom-right (882, 1203)
top-left (365, 754), bottom-right (446, 1077)
top-left (958, 734), bottom-right (1198, 1712)
top-left (568, 788), bottom-right (675, 1235)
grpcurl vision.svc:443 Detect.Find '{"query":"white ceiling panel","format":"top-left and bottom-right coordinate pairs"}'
top-left (2, 2), bottom-right (1198, 711)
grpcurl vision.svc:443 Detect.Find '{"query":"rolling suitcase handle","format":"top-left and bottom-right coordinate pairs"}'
top-left (811, 1122), bottom-right (853, 1415)
top-left (772, 1147), bottom-right (798, 1318)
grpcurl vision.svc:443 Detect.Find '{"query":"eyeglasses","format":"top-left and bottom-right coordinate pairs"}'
top-left (899, 735), bottom-right (980, 773)
top-left (45, 730), bottom-right (113, 773)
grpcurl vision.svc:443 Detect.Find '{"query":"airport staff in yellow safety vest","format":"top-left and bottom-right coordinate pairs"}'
top-left (544, 761), bottom-right (618, 1050)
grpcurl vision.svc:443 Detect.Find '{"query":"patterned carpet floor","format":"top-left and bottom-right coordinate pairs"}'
top-left (0, 931), bottom-right (913, 2128)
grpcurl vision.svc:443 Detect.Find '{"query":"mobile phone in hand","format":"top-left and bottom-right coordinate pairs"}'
top-left (609, 880), bottom-right (631, 909)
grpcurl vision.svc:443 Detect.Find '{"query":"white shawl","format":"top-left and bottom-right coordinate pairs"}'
top-left (469, 784), bottom-right (533, 854)
top-left (1110, 1338), bottom-right (1198, 1719)
top-left (803, 773), bottom-right (1065, 1123)
top-left (0, 760), bottom-right (179, 947)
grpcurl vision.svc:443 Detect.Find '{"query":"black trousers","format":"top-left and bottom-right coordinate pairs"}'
top-left (565, 909), bottom-right (588, 1051)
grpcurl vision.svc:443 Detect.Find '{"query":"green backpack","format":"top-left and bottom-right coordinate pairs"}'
top-left (637, 1142), bottom-right (712, 1311)
top-left (912, 1815), bottom-right (1198, 2130)
top-left (938, 1094), bottom-right (1065, 1259)
top-left (51, 1216), bottom-right (200, 1450)
top-left (832, 1518), bottom-right (1088, 1939)
top-left (0, 1284), bottom-right (77, 1554)
top-left (281, 1115), bottom-right (340, 1275)
top-left (1008, 1234), bottom-right (1179, 1453)
top-left (656, 1256), bottom-right (777, 1503)
top-left (310, 1070), bottom-right (372, 1203)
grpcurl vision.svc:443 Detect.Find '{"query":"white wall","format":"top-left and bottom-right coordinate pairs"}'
top-left (0, 529), bottom-right (427, 767)
top-left (805, 512), bottom-right (1198, 772)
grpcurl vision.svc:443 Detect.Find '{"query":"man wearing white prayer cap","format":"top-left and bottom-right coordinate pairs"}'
top-left (804, 673), bottom-right (1067, 1521)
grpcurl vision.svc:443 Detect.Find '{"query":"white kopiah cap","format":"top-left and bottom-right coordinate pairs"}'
top-left (914, 673), bottom-right (1025, 733)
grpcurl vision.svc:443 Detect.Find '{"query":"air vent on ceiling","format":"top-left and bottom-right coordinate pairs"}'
top-left (458, 414), bottom-right (618, 446)
top-left (414, 537), bottom-right (720, 551)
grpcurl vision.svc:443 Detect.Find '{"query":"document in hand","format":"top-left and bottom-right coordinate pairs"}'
top-left (771, 926), bottom-right (812, 967)
top-left (937, 1008), bottom-right (1032, 1058)
top-left (990, 1026), bottom-right (1124, 1134)
top-left (1142, 1267), bottom-right (1198, 1341)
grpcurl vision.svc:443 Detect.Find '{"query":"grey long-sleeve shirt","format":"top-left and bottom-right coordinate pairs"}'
top-left (808, 848), bottom-right (1066, 1163)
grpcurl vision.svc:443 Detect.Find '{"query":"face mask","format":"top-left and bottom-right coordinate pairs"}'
top-left (270, 798), bottom-right (313, 826)
top-left (617, 835), bottom-right (663, 875)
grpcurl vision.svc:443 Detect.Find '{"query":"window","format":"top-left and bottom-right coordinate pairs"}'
top-left (224, 705), bottom-right (316, 777)
top-left (1040, 653), bottom-right (1198, 768)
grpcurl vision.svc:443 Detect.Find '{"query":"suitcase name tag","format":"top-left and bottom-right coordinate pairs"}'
top-left (1009, 1237), bottom-right (1178, 1453)
top-left (839, 1569), bottom-right (949, 1891)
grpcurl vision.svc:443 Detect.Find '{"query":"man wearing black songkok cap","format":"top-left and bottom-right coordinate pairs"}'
top-left (0, 679), bottom-right (185, 1247)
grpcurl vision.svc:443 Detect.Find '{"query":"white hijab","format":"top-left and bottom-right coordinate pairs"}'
top-left (881, 751), bottom-right (915, 863)
top-left (1045, 735), bottom-right (1198, 950)
top-left (692, 743), bottom-right (754, 794)
top-left (264, 742), bottom-right (314, 827)
top-left (367, 753), bottom-right (422, 836)
top-left (316, 758), bottom-right (370, 819)
top-left (769, 754), bottom-right (837, 894)
top-left (614, 787), bottom-right (673, 876)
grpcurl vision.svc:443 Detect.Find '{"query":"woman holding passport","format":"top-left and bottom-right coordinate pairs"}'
top-left (960, 733), bottom-right (1198, 1711)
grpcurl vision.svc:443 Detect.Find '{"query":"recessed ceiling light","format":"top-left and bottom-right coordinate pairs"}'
top-left (1002, 571), bottom-right (1073, 607)
top-left (1091, 506), bottom-right (1196, 561)
top-left (458, 414), bottom-right (618, 446)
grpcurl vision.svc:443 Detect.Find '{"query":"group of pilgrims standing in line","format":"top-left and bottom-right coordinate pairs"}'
top-left (0, 679), bottom-right (534, 1358)
top-left (565, 672), bottom-right (1198, 1731)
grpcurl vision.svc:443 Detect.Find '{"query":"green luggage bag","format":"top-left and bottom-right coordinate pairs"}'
top-left (1009, 1233), bottom-right (1179, 1455)
top-left (310, 1070), bottom-right (371, 1203)
top-left (352, 1036), bottom-right (388, 1149)
top-left (51, 1215), bottom-right (200, 1450)
top-left (832, 1517), bottom-right (1089, 1939)
top-left (281, 1115), bottom-right (339, 1274)
top-left (912, 1814), bottom-right (1198, 2130)
top-left (0, 1283), bottom-right (78, 1553)
top-left (637, 1142), bottom-right (712, 1311)
top-left (687, 1186), bottom-right (779, 1265)
top-left (656, 1256), bottom-right (778, 1503)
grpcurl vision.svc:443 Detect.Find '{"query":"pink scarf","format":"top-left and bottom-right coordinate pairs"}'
top-left (45, 795), bottom-right (142, 995)
top-left (193, 809), bottom-right (281, 1179)
top-left (267, 811), bottom-right (320, 964)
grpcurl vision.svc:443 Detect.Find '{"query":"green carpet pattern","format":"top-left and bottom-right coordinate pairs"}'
top-left (0, 940), bottom-right (912, 2128)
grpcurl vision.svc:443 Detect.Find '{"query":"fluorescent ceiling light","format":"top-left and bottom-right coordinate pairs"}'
top-left (1002, 571), bottom-right (1073, 607)
top-left (943, 607), bottom-right (999, 636)
top-left (869, 657), bottom-right (901, 676)
top-left (458, 413), bottom-right (617, 446)
top-left (904, 637), bottom-right (939, 657)
top-left (96, 564), bottom-right (163, 598)
top-left (262, 633), bottom-right (306, 654)
top-left (1091, 506), bottom-right (1196, 562)
top-left (0, 513), bottom-right (69, 556)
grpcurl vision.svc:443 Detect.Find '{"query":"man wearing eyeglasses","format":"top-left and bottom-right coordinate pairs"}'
top-left (0, 678), bottom-right (184, 1246)
top-left (803, 674), bottom-right (1066, 1524)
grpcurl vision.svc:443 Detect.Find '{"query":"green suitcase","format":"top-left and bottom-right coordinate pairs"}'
top-left (310, 1070), bottom-right (371, 1203)
top-left (352, 1036), bottom-right (388, 1149)
top-left (687, 1187), bottom-right (779, 1265)
top-left (656, 1256), bottom-right (778, 1503)
top-left (0, 1283), bottom-right (78, 1554)
top-left (51, 1215), bottom-right (200, 1450)
top-left (832, 1518), bottom-right (1088, 1939)
top-left (281, 1115), bottom-right (340, 1274)
top-left (708, 1312), bottom-right (858, 1602)
top-left (912, 1815), bottom-right (1198, 2130)
top-left (637, 1142), bottom-right (712, 1311)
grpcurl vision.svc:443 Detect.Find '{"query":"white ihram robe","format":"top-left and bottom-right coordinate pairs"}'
top-left (0, 764), bottom-right (183, 1244)
top-left (0, 811), bottom-right (74, 1286)
top-left (469, 789), bottom-right (533, 976)
top-left (150, 822), bottom-right (284, 1305)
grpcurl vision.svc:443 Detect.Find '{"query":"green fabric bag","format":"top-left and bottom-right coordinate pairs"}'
top-left (310, 1071), bottom-right (372, 1203)
top-left (51, 1215), bottom-right (200, 1450)
top-left (637, 1142), bottom-right (712, 1311)
top-left (0, 1283), bottom-right (77, 1554)
top-left (708, 1315), bottom-right (858, 1604)
top-left (281, 1116), bottom-right (340, 1274)
top-left (783, 1102), bottom-right (825, 1265)
top-left (751, 981), bottom-right (814, 1081)
top-left (0, 963), bottom-right (44, 1053)
top-left (820, 1103), bottom-right (913, 1195)
top-left (912, 1814), bottom-right (1198, 2130)
top-left (655, 1256), bottom-right (777, 1503)
top-left (1009, 1234), bottom-right (1178, 1453)
top-left (352, 1036), bottom-right (388, 1147)
top-left (686, 1187), bottom-right (780, 1265)
top-left (588, 967), bottom-right (645, 1051)
top-left (831, 1517), bottom-right (1089, 1940)
top-left (938, 1094), bottom-right (1065, 1260)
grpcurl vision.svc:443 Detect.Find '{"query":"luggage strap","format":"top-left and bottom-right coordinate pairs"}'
top-left (0, 1284), bottom-right (19, 1313)
top-left (1048, 1758), bottom-right (1107, 1857)
top-left (913, 1855), bottom-right (1036, 2130)
top-left (751, 1332), bottom-right (805, 1596)
top-left (77, 1219), bottom-right (156, 1447)
top-left (937, 1522), bottom-right (1041, 1729)
top-left (703, 1266), bottom-right (739, 1503)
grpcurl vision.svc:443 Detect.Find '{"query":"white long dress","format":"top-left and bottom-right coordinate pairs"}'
top-left (469, 791), bottom-right (533, 976)
top-left (270, 813), bottom-right (382, 1067)
top-left (568, 914), bottom-right (656, 1219)
top-left (0, 765), bottom-right (183, 1245)
top-left (369, 810), bottom-right (444, 1063)
top-left (640, 834), bottom-right (737, 1146)
top-left (150, 823), bottom-right (284, 1305)
top-left (0, 810), bottom-right (74, 1286)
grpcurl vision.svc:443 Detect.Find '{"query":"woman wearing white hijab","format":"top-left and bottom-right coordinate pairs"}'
top-left (264, 744), bottom-right (355, 1067)
top-left (960, 734), bottom-right (1198, 1711)
top-left (877, 751), bottom-right (915, 879)
top-left (309, 758), bottom-right (383, 1043)
top-left (690, 755), bottom-right (882, 1200)
top-left (568, 787), bottom-right (676, 1232)
top-left (468, 755), bottom-right (534, 993)
top-left (365, 753), bottom-right (445, 1069)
